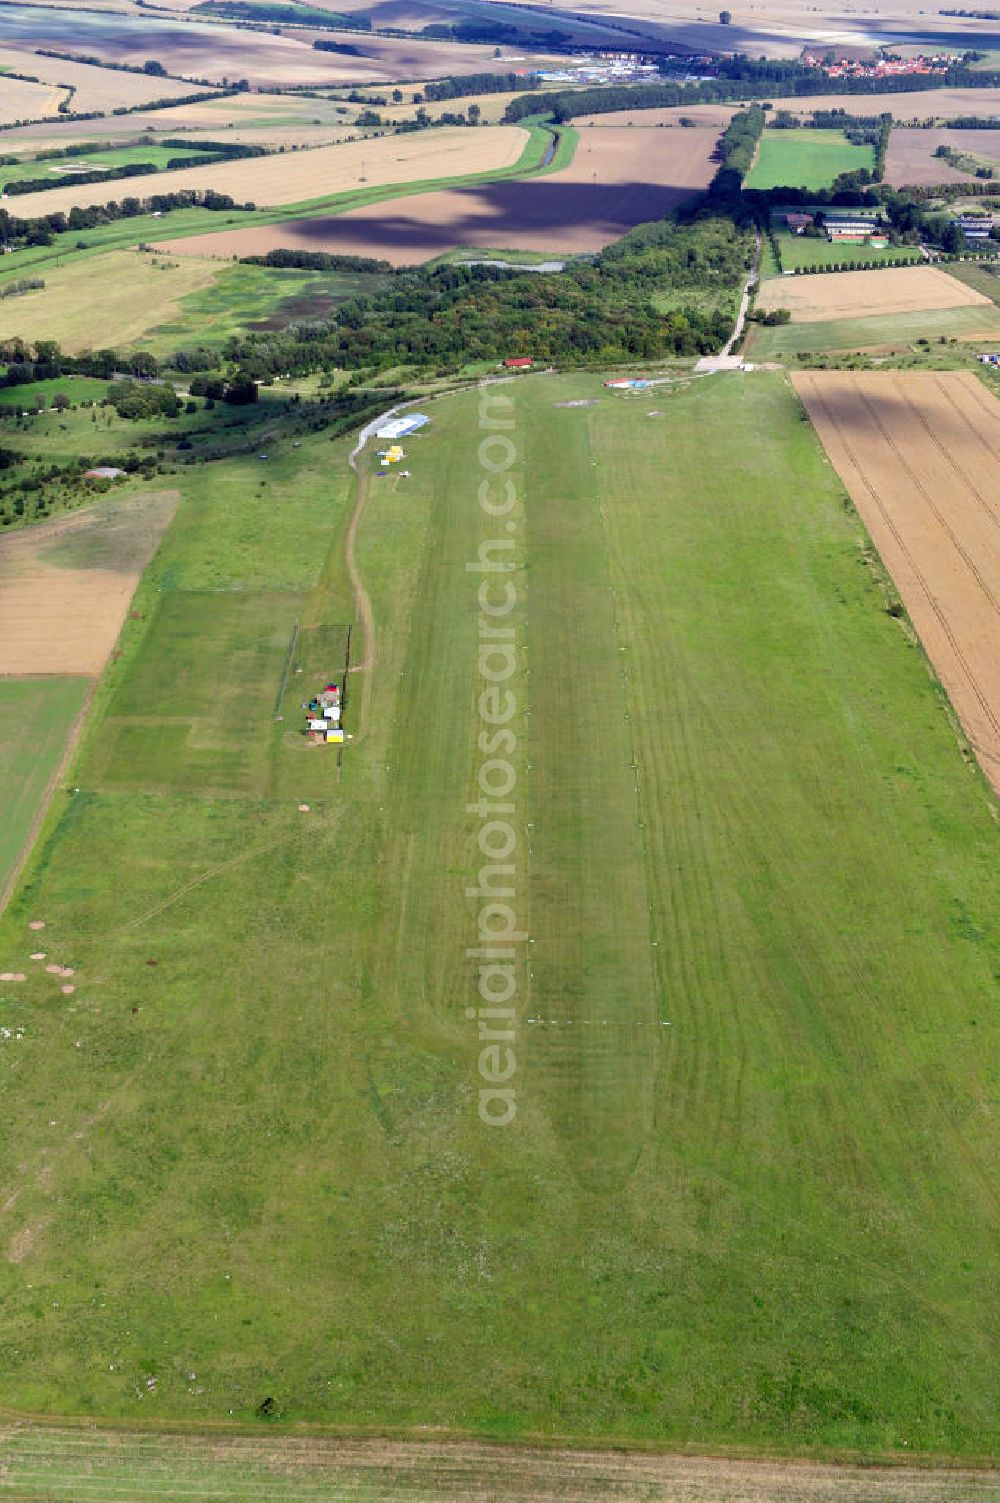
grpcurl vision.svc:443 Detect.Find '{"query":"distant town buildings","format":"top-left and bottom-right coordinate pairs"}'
top-left (800, 48), bottom-right (961, 79)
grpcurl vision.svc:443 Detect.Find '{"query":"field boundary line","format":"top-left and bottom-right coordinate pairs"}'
top-left (0, 676), bottom-right (95, 920)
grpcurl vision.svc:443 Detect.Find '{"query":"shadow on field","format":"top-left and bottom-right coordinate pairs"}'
top-left (287, 177), bottom-right (707, 258)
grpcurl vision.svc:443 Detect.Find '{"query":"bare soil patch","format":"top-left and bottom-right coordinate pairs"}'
top-left (756, 265), bottom-right (991, 321)
top-left (156, 121), bottom-right (722, 263)
top-left (10, 125), bottom-right (526, 218)
top-left (795, 370), bottom-right (1000, 795)
top-left (0, 491), bottom-right (178, 676)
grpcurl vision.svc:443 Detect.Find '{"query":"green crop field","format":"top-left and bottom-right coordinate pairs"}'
top-left (0, 373), bottom-right (996, 1458)
top-left (746, 130), bottom-right (875, 190)
top-left (0, 677), bottom-right (90, 899)
top-left (744, 301), bottom-right (1000, 356)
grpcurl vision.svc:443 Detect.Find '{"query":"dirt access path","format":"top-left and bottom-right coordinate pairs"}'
top-left (343, 403), bottom-right (417, 738)
top-left (795, 370), bottom-right (1000, 796)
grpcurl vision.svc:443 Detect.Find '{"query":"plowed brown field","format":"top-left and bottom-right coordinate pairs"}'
top-left (795, 370), bottom-right (1000, 795)
top-left (155, 120), bottom-right (723, 263)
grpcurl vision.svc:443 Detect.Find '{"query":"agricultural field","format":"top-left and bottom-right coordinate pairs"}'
top-left (750, 87), bottom-right (1000, 120)
top-left (885, 127), bottom-right (1000, 187)
top-left (747, 261), bottom-right (1000, 357)
top-left (0, 489), bottom-right (179, 674)
top-left (745, 304), bottom-right (1000, 357)
top-left (159, 115), bottom-right (722, 261)
top-left (0, 374), bottom-right (997, 1462)
top-left (0, 4), bottom-right (562, 88)
top-left (795, 370), bottom-right (1000, 794)
top-left (0, 240), bottom-right (389, 356)
top-left (3, 124), bottom-right (528, 217)
top-left (755, 263), bottom-right (995, 321)
top-left (0, 45), bottom-right (212, 112)
top-left (0, 490), bottom-right (178, 903)
top-left (745, 128), bottom-right (874, 191)
top-left (0, 72), bottom-right (66, 123)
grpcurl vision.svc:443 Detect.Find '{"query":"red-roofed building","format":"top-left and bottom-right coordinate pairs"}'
top-left (503, 357), bottom-right (533, 369)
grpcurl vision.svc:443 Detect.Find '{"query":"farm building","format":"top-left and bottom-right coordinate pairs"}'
top-left (822, 216), bottom-right (887, 244)
top-left (786, 212), bottom-right (814, 233)
top-left (956, 215), bottom-right (994, 243)
top-left (503, 357), bottom-right (533, 369)
top-left (375, 414), bottom-right (430, 440)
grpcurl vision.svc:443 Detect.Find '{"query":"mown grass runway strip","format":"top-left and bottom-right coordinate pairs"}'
top-left (0, 375), bottom-right (996, 1457)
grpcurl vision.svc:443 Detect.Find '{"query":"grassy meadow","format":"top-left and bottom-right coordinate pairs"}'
top-left (746, 130), bottom-right (874, 190)
top-left (0, 142), bottom-right (218, 193)
top-left (764, 222), bottom-right (922, 276)
top-left (0, 373), bottom-right (996, 1457)
top-left (0, 677), bottom-right (90, 898)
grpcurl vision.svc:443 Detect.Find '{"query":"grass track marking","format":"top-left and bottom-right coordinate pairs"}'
top-left (122, 833), bottom-right (290, 932)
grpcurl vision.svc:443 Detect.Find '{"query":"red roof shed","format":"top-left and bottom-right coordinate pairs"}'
top-left (503, 357), bottom-right (533, 369)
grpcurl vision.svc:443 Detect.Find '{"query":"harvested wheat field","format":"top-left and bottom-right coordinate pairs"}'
top-left (158, 121), bottom-right (721, 263)
top-left (7, 125), bottom-right (527, 218)
top-left (885, 126), bottom-right (1000, 187)
top-left (0, 491), bottom-right (178, 675)
top-left (574, 103), bottom-right (735, 130)
top-left (4, 14), bottom-right (557, 90)
top-left (756, 265), bottom-right (992, 321)
top-left (0, 46), bottom-right (211, 112)
top-left (0, 73), bottom-right (66, 123)
top-left (738, 88), bottom-right (1000, 120)
top-left (796, 370), bottom-right (1000, 795)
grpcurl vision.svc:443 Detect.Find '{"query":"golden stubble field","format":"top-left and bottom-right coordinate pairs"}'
top-left (0, 46), bottom-right (212, 113)
top-left (157, 116), bottom-right (723, 262)
top-left (756, 265), bottom-right (994, 321)
top-left (796, 369), bottom-right (1000, 796)
top-left (0, 73), bottom-right (66, 124)
top-left (5, 125), bottom-right (528, 218)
